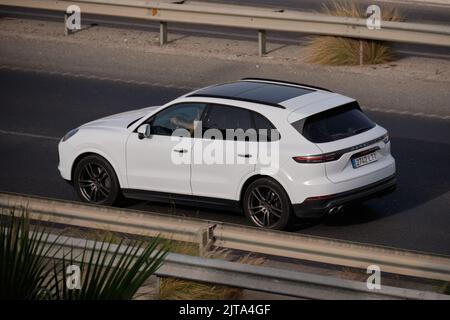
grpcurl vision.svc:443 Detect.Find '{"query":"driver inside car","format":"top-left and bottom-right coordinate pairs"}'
top-left (169, 108), bottom-right (202, 134)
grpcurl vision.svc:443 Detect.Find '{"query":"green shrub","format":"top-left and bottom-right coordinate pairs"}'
top-left (0, 209), bottom-right (168, 300)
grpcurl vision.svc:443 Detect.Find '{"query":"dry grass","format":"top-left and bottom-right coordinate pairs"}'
top-left (443, 282), bottom-right (450, 295)
top-left (339, 267), bottom-right (365, 281)
top-left (158, 278), bottom-right (242, 300)
top-left (61, 227), bottom-right (124, 244)
top-left (59, 228), bottom-right (267, 300)
top-left (168, 240), bottom-right (201, 256)
top-left (157, 251), bottom-right (265, 300)
top-left (307, 1), bottom-right (403, 65)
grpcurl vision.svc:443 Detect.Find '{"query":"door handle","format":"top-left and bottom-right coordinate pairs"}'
top-left (173, 149), bottom-right (188, 153)
top-left (237, 154), bottom-right (252, 158)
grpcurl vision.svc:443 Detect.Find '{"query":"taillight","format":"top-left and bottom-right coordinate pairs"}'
top-left (293, 152), bottom-right (342, 163)
top-left (295, 133), bottom-right (389, 164)
top-left (382, 133), bottom-right (390, 144)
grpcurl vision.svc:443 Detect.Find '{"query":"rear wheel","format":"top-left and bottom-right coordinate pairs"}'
top-left (243, 178), bottom-right (293, 230)
top-left (73, 155), bottom-right (120, 206)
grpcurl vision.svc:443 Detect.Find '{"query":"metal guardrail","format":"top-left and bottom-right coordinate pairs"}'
top-left (1, 192), bottom-right (450, 283)
top-left (42, 233), bottom-right (450, 300)
top-left (0, 0), bottom-right (449, 56)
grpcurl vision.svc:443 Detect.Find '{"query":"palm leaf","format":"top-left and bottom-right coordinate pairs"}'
top-left (1, 208), bottom-right (169, 300)
top-left (0, 208), bottom-right (63, 299)
top-left (51, 236), bottom-right (169, 300)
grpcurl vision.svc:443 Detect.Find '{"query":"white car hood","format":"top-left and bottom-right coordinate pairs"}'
top-left (81, 106), bottom-right (159, 129)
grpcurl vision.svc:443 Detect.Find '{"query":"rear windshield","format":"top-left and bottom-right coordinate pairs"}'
top-left (292, 101), bottom-right (375, 143)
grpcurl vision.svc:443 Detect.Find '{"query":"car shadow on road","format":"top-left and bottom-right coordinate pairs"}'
top-left (293, 136), bottom-right (450, 230)
top-left (117, 197), bottom-right (251, 225)
top-left (116, 136), bottom-right (449, 232)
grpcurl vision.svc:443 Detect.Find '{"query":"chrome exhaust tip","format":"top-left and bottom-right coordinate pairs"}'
top-left (328, 205), bottom-right (344, 215)
top-left (328, 206), bottom-right (338, 215)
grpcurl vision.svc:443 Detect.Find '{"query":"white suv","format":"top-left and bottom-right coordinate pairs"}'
top-left (58, 78), bottom-right (396, 230)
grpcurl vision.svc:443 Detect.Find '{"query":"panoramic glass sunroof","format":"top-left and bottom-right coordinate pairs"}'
top-left (190, 81), bottom-right (314, 105)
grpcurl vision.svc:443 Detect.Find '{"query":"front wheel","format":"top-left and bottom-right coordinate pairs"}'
top-left (73, 155), bottom-right (121, 206)
top-left (243, 178), bottom-right (293, 230)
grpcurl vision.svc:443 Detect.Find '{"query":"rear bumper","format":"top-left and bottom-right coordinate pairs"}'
top-left (292, 174), bottom-right (396, 218)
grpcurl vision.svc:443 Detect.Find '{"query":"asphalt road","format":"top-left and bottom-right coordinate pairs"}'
top-left (0, 68), bottom-right (449, 255)
top-left (1, 2), bottom-right (450, 60)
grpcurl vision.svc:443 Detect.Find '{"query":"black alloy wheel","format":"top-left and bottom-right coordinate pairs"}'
top-left (74, 155), bottom-right (120, 206)
top-left (243, 178), bottom-right (293, 230)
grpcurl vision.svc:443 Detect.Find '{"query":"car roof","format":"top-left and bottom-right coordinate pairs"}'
top-left (187, 79), bottom-right (333, 109)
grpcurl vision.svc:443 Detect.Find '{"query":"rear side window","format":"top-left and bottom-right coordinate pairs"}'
top-left (293, 102), bottom-right (375, 143)
top-left (252, 112), bottom-right (280, 142)
top-left (202, 104), bottom-right (253, 140)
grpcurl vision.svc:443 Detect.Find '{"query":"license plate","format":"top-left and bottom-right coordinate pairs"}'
top-left (351, 152), bottom-right (377, 169)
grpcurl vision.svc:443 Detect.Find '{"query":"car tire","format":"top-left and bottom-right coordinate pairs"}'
top-left (243, 177), bottom-right (293, 230)
top-left (73, 155), bottom-right (121, 206)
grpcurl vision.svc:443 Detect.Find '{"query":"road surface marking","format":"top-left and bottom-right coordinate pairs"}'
top-left (0, 129), bottom-right (60, 141)
top-left (1, 65), bottom-right (449, 121)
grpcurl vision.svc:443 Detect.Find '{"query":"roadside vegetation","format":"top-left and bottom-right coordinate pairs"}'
top-left (0, 209), bottom-right (263, 300)
top-left (0, 209), bottom-right (168, 299)
top-left (307, 1), bottom-right (403, 65)
top-left (443, 283), bottom-right (450, 295)
top-left (156, 241), bottom-right (265, 300)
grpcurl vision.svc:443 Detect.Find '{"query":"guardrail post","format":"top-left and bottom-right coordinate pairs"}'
top-left (64, 12), bottom-right (70, 36)
top-left (258, 30), bottom-right (267, 56)
top-left (160, 21), bottom-right (168, 46)
top-left (155, 276), bottom-right (161, 296)
top-left (197, 224), bottom-right (216, 257)
top-left (359, 40), bottom-right (363, 66)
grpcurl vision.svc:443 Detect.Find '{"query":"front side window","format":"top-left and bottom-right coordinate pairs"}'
top-left (150, 103), bottom-right (206, 136)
